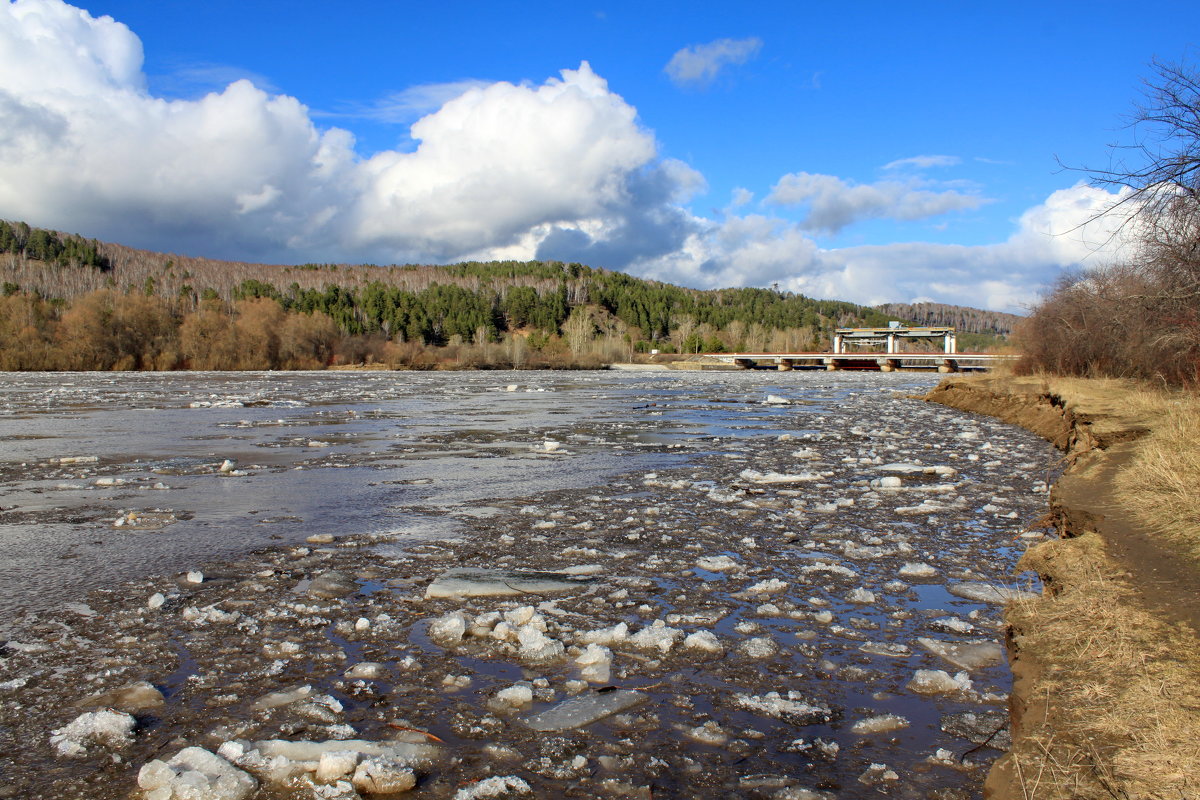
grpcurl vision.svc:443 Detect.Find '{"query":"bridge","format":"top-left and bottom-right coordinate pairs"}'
top-left (695, 325), bottom-right (1017, 372)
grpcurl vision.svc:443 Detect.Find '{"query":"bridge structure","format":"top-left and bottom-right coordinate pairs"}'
top-left (699, 325), bottom-right (1017, 372)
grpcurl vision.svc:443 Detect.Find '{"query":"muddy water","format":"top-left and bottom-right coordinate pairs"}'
top-left (0, 370), bottom-right (1057, 799)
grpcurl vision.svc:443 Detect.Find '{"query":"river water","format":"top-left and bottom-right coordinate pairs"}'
top-left (0, 370), bottom-right (1057, 799)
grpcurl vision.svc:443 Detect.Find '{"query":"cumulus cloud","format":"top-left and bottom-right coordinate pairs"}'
top-left (883, 154), bottom-right (961, 170)
top-left (767, 171), bottom-right (987, 234)
top-left (0, 0), bottom-right (701, 266)
top-left (635, 183), bottom-right (1132, 313)
top-left (664, 37), bottom-right (762, 87)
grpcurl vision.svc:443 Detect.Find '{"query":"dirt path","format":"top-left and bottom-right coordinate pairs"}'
top-left (925, 376), bottom-right (1200, 800)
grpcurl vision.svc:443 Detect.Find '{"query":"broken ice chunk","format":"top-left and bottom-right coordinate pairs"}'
top-left (428, 612), bottom-right (469, 645)
top-left (517, 625), bottom-right (565, 663)
top-left (948, 582), bottom-right (1038, 604)
top-left (577, 621), bottom-right (629, 646)
top-left (899, 562), bottom-right (938, 579)
top-left (575, 643), bottom-right (613, 683)
top-left (916, 637), bottom-right (1004, 671)
top-left (491, 683), bottom-right (534, 710)
top-left (746, 578), bottom-right (789, 594)
top-left (424, 567), bottom-right (596, 599)
top-left (50, 709), bottom-right (136, 757)
top-left (851, 714), bottom-right (909, 734)
top-left (629, 620), bottom-right (683, 654)
top-left (522, 690), bottom-right (647, 732)
top-left (695, 555), bottom-right (739, 572)
top-left (683, 630), bottom-right (723, 654)
top-left (454, 775), bottom-right (533, 799)
top-left (733, 692), bottom-right (833, 725)
top-left (907, 669), bottom-right (974, 696)
top-left (138, 746), bottom-right (257, 800)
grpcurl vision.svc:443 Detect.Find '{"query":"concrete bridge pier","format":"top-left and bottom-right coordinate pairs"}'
top-left (777, 358), bottom-right (794, 371)
top-left (938, 358), bottom-right (960, 373)
top-left (878, 358), bottom-right (900, 372)
top-left (824, 357), bottom-right (843, 371)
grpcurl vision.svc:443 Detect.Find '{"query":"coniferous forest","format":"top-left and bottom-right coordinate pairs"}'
top-left (0, 220), bottom-right (1014, 370)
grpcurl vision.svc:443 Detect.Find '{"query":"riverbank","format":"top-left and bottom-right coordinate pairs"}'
top-left (924, 375), bottom-right (1200, 799)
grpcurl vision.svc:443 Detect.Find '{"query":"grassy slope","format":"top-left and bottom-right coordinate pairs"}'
top-left (926, 375), bottom-right (1200, 800)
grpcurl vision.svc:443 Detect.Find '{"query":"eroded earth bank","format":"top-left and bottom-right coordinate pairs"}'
top-left (925, 376), bottom-right (1200, 800)
top-left (0, 371), bottom-right (1059, 800)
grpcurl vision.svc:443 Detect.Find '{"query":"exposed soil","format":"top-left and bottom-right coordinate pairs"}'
top-left (924, 376), bottom-right (1200, 800)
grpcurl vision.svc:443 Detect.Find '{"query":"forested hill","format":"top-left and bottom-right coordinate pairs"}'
top-left (874, 301), bottom-right (1023, 336)
top-left (0, 220), bottom-right (1010, 370)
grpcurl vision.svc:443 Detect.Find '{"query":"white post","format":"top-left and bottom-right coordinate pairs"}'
top-left (833, 334), bottom-right (844, 354)
top-left (887, 333), bottom-right (897, 354)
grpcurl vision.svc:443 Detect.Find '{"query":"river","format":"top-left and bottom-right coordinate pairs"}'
top-left (0, 370), bottom-right (1056, 799)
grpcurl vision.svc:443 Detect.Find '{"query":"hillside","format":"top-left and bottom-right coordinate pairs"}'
top-left (0, 221), bottom-right (1009, 370)
top-left (875, 301), bottom-right (1023, 336)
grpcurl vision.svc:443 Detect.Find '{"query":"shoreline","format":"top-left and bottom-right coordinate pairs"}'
top-left (923, 375), bottom-right (1200, 799)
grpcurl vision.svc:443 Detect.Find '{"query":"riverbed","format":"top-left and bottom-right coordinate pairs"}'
top-left (0, 370), bottom-right (1057, 799)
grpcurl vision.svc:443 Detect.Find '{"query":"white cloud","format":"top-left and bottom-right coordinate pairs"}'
top-left (883, 154), bottom-right (961, 170)
top-left (767, 172), bottom-right (987, 234)
top-left (327, 79), bottom-right (494, 124)
top-left (633, 183), bottom-right (1132, 313)
top-left (664, 37), bottom-right (762, 88)
top-left (0, 0), bottom-right (702, 265)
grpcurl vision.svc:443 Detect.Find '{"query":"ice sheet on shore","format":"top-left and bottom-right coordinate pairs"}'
top-left (425, 568), bottom-right (598, 598)
top-left (521, 689), bottom-right (647, 731)
top-left (948, 582), bottom-right (1038, 604)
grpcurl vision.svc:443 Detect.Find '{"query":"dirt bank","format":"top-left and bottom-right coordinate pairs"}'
top-left (925, 376), bottom-right (1200, 800)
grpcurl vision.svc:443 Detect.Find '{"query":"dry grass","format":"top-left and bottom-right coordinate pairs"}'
top-left (1007, 533), bottom-right (1200, 799)
top-left (1114, 389), bottom-right (1200, 562)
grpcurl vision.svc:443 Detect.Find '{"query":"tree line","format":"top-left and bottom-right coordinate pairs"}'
top-left (0, 220), bottom-right (1012, 371)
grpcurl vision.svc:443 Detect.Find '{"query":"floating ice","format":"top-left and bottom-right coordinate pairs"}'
top-left (50, 709), bottom-right (135, 757)
top-left (739, 469), bottom-right (820, 484)
top-left (424, 567), bottom-right (596, 599)
top-left (733, 692), bottom-right (833, 725)
top-left (898, 562), bottom-right (938, 579)
top-left (916, 637), bottom-right (1004, 671)
top-left (695, 555), bottom-right (739, 572)
top-left (251, 684), bottom-right (312, 711)
top-left (764, 395), bottom-right (790, 405)
top-left (491, 683), bottom-right (534, 709)
top-left (846, 588), bottom-right (875, 604)
top-left (685, 720), bottom-right (728, 745)
top-left (851, 714), bottom-right (910, 734)
top-left (522, 690), bottom-right (647, 732)
top-left (575, 643), bottom-right (613, 683)
top-left (428, 612), bottom-right (469, 645)
top-left (907, 669), bottom-right (974, 696)
top-left (629, 620), bottom-right (683, 654)
top-left (517, 625), bottom-right (565, 662)
top-left (948, 582), bottom-right (1038, 604)
top-left (746, 578), bottom-right (789, 594)
top-left (739, 637), bottom-right (778, 659)
top-left (859, 642), bottom-right (910, 658)
top-left (578, 621), bottom-right (629, 646)
top-left (81, 680), bottom-right (164, 714)
top-left (307, 570), bottom-right (358, 599)
top-left (454, 775), bottom-right (533, 799)
top-left (138, 746), bottom-right (257, 800)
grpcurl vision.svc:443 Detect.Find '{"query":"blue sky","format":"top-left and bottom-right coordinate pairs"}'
top-left (2, 0), bottom-right (1197, 311)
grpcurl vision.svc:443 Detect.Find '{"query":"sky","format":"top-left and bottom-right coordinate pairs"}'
top-left (1, 0), bottom-right (1197, 312)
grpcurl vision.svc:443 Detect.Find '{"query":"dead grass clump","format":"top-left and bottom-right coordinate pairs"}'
top-left (1114, 389), bottom-right (1200, 561)
top-left (1007, 532), bottom-right (1200, 799)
